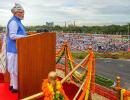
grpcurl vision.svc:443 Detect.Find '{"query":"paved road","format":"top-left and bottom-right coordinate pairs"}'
top-left (96, 58), bottom-right (130, 89)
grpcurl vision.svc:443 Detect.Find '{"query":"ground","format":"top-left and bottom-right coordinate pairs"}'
top-left (96, 58), bottom-right (130, 90)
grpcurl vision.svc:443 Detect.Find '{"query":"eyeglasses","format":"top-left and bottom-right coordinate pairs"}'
top-left (17, 10), bottom-right (24, 13)
top-left (18, 11), bottom-right (24, 13)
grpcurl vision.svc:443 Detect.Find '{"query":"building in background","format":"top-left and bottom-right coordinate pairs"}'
top-left (46, 22), bottom-right (54, 27)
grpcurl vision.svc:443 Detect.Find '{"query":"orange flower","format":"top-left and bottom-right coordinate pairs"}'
top-left (42, 79), bottom-right (54, 99)
top-left (42, 79), bottom-right (69, 100)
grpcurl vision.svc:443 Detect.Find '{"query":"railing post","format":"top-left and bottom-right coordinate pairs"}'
top-left (64, 41), bottom-right (68, 76)
top-left (88, 93), bottom-right (92, 100)
top-left (115, 76), bottom-right (121, 100)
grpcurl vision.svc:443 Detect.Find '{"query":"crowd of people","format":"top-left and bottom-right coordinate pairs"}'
top-left (0, 32), bottom-right (130, 53)
top-left (56, 33), bottom-right (130, 52)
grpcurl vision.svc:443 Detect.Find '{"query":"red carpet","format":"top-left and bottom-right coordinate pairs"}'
top-left (0, 83), bottom-right (18, 100)
top-left (58, 77), bottom-right (80, 99)
top-left (63, 82), bottom-right (81, 99)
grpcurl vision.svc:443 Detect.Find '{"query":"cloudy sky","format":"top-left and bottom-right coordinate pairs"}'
top-left (0, 0), bottom-right (130, 26)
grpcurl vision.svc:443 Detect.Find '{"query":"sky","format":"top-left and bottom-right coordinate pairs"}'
top-left (0, 0), bottom-right (130, 26)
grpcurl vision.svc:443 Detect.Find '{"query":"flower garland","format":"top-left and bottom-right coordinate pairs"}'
top-left (42, 79), bottom-right (68, 100)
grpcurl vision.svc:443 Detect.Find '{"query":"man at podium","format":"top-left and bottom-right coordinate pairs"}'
top-left (6, 3), bottom-right (27, 93)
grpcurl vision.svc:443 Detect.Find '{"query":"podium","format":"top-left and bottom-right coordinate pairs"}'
top-left (16, 32), bottom-right (56, 99)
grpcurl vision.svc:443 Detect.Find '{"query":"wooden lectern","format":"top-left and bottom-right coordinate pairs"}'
top-left (16, 32), bottom-right (56, 99)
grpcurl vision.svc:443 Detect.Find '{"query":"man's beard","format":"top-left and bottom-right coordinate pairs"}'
top-left (19, 16), bottom-right (24, 20)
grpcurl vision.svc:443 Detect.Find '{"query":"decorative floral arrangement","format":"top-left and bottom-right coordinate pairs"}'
top-left (42, 79), bottom-right (68, 100)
